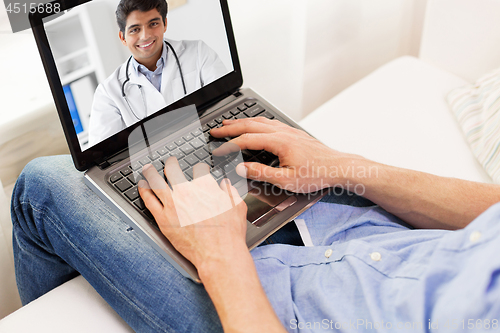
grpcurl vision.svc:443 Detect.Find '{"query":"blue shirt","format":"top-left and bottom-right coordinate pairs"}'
top-left (131, 41), bottom-right (167, 92)
top-left (251, 200), bottom-right (500, 332)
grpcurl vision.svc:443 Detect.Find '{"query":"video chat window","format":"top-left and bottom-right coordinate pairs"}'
top-left (43, 0), bottom-right (233, 151)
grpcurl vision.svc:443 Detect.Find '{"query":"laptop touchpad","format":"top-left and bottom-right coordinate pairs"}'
top-left (243, 181), bottom-right (297, 227)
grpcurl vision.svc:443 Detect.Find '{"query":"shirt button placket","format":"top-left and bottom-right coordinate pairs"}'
top-left (370, 252), bottom-right (382, 261)
top-left (470, 231), bottom-right (482, 243)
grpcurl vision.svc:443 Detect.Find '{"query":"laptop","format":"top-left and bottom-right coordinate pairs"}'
top-left (29, 0), bottom-right (326, 282)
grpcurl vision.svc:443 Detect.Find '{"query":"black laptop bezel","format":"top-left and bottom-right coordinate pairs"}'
top-left (29, 0), bottom-right (243, 171)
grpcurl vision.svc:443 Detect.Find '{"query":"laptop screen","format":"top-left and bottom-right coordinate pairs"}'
top-left (40, 0), bottom-right (234, 152)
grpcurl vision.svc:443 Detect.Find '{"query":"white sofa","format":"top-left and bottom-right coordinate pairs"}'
top-left (2, 0), bottom-right (500, 331)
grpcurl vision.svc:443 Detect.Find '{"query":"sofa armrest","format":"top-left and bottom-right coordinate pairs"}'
top-left (0, 178), bottom-right (21, 319)
top-left (0, 276), bottom-right (134, 332)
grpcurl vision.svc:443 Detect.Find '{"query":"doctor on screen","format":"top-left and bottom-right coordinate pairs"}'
top-left (88, 0), bottom-right (228, 146)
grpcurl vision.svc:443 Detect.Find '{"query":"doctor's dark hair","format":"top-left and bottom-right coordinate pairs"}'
top-left (116, 0), bottom-right (168, 34)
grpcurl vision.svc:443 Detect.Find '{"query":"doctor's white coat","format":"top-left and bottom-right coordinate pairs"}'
top-left (88, 39), bottom-right (228, 147)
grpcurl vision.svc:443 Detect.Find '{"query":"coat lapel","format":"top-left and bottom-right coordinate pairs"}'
top-left (128, 65), bottom-right (167, 117)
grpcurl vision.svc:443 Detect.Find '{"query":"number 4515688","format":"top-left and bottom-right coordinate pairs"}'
top-left (6, 2), bottom-right (60, 14)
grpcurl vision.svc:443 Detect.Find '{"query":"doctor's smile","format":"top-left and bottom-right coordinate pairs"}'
top-left (137, 40), bottom-right (155, 49)
top-left (135, 38), bottom-right (158, 59)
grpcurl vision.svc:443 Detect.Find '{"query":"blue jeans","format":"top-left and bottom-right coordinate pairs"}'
top-left (11, 155), bottom-right (375, 332)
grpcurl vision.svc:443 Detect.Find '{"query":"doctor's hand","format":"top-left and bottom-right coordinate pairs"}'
top-left (137, 159), bottom-right (248, 270)
top-left (210, 117), bottom-right (367, 193)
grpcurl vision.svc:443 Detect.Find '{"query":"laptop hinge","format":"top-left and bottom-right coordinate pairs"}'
top-left (198, 89), bottom-right (241, 119)
top-left (98, 161), bottom-right (110, 169)
top-left (98, 148), bottom-right (130, 169)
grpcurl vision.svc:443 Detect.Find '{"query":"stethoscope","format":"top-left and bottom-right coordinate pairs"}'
top-left (121, 40), bottom-right (187, 120)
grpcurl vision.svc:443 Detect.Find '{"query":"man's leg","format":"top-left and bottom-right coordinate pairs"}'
top-left (11, 156), bottom-right (222, 333)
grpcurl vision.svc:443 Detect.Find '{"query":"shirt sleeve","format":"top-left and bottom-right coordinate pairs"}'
top-left (88, 83), bottom-right (126, 147)
top-left (196, 41), bottom-right (229, 87)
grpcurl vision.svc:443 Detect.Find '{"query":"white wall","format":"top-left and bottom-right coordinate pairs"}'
top-left (0, 0), bottom-right (427, 125)
top-left (97, 0), bottom-right (233, 73)
top-left (228, 0), bottom-right (428, 120)
top-left (166, 0), bottom-right (233, 72)
top-left (0, 3), bottom-right (9, 33)
top-left (228, 0), bottom-right (307, 119)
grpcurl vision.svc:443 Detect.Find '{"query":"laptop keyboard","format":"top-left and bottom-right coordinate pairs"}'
top-left (107, 99), bottom-right (279, 227)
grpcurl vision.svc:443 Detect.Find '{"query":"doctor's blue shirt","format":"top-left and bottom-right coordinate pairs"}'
top-left (131, 42), bottom-right (167, 92)
top-left (251, 197), bottom-right (500, 332)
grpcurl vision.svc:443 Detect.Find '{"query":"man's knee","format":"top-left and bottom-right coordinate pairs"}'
top-left (20, 155), bottom-right (74, 180)
top-left (14, 155), bottom-right (79, 206)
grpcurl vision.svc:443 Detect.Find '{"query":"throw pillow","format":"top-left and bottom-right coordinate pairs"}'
top-left (447, 68), bottom-right (500, 183)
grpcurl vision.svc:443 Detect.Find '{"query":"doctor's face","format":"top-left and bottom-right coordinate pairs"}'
top-left (119, 9), bottom-right (167, 70)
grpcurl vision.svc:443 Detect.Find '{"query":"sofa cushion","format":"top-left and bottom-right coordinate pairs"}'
top-left (447, 67), bottom-right (500, 184)
top-left (299, 56), bottom-right (492, 183)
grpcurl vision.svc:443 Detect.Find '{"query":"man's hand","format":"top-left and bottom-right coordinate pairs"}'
top-left (137, 158), bottom-right (287, 332)
top-left (211, 117), bottom-right (365, 193)
top-left (212, 116), bottom-right (500, 230)
top-left (138, 158), bottom-right (247, 269)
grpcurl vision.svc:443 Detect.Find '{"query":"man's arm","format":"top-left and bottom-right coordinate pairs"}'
top-left (341, 159), bottom-right (500, 229)
top-left (211, 117), bottom-right (500, 230)
top-left (199, 243), bottom-right (286, 333)
top-left (138, 161), bottom-right (286, 332)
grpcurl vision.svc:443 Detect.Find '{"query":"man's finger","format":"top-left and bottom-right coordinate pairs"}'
top-left (138, 179), bottom-right (165, 216)
top-left (210, 118), bottom-right (277, 138)
top-left (163, 157), bottom-right (188, 186)
top-left (141, 164), bottom-right (172, 204)
top-left (228, 133), bottom-right (284, 156)
top-left (192, 162), bottom-right (211, 179)
top-left (220, 178), bottom-right (243, 207)
top-left (224, 116), bottom-right (290, 129)
top-left (211, 141), bottom-right (242, 157)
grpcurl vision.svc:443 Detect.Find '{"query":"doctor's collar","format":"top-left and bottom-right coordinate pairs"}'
top-left (131, 40), bottom-right (168, 75)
